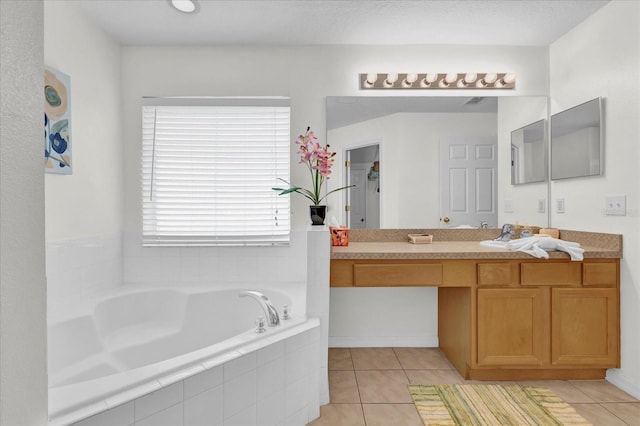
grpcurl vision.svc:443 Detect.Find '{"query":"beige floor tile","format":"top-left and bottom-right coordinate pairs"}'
top-left (362, 404), bottom-right (423, 426)
top-left (569, 380), bottom-right (638, 403)
top-left (329, 370), bottom-right (360, 403)
top-left (355, 370), bottom-right (413, 403)
top-left (405, 368), bottom-right (465, 385)
top-left (571, 403), bottom-right (629, 426)
top-left (601, 402), bottom-right (640, 426)
top-left (329, 348), bottom-right (353, 370)
top-left (351, 347), bottom-right (402, 370)
top-left (393, 347), bottom-right (453, 369)
top-left (518, 380), bottom-right (595, 403)
top-left (307, 404), bottom-right (365, 426)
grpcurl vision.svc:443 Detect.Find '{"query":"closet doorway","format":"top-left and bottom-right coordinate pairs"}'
top-left (345, 144), bottom-right (380, 229)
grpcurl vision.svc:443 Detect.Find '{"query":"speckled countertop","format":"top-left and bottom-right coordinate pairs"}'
top-left (330, 229), bottom-right (622, 260)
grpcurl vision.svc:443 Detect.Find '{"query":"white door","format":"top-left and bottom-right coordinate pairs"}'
top-left (439, 138), bottom-right (497, 228)
top-left (349, 168), bottom-right (367, 229)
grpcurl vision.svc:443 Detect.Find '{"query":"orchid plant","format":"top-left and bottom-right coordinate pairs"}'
top-left (273, 127), bottom-right (354, 206)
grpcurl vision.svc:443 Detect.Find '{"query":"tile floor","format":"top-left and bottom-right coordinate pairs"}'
top-left (308, 347), bottom-right (640, 426)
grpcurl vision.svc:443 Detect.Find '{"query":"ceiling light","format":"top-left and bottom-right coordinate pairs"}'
top-left (170, 0), bottom-right (199, 13)
top-left (360, 73), bottom-right (515, 90)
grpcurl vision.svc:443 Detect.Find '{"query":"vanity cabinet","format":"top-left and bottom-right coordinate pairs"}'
top-left (330, 257), bottom-right (620, 380)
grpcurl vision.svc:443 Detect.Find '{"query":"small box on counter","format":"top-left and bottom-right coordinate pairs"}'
top-left (330, 227), bottom-right (349, 246)
top-left (408, 234), bottom-right (433, 244)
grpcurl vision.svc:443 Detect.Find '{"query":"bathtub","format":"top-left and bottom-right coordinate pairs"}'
top-left (48, 287), bottom-right (320, 426)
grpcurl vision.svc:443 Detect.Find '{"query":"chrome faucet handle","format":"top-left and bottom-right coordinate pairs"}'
top-left (255, 316), bottom-right (266, 333)
top-left (282, 304), bottom-right (290, 320)
top-left (480, 221), bottom-right (488, 229)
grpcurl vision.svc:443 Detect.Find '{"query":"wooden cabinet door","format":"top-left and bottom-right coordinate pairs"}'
top-left (551, 288), bottom-right (619, 367)
top-left (477, 288), bottom-right (547, 366)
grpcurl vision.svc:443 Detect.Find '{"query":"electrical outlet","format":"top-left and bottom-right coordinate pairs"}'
top-left (538, 199), bottom-right (546, 214)
top-left (605, 195), bottom-right (626, 216)
top-left (504, 199), bottom-right (514, 213)
top-left (556, 198), bottom-right (565, 214)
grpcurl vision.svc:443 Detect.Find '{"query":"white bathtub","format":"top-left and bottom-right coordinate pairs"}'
top-left (48, 287), bottom-right (320, 426)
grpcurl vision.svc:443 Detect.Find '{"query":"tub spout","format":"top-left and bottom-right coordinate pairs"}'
top-left (239, 291), bottom-right (280, 327)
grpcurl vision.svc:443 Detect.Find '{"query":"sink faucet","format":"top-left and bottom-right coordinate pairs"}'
top-left (480, 221), bottom-right (488, 229)
top-left (495, 224), bottom-right (514, 241)
top-left (239, 291), bottom-right (280, 327)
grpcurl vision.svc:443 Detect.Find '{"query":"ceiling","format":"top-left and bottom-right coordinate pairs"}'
top-left (73, 0), bottom-right (608, 47)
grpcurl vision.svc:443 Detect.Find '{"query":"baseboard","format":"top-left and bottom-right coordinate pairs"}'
top-left (606, 368), bottom-right (640, 399)
top-left (329, 335), bottom-right (439, 348)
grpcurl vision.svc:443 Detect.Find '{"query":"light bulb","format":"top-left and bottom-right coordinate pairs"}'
top-left (502, 73), bottom-right (516, 84)
top-left (445, 73), bottom-right (458, 84)
top-left (402, 73), bottom-right (418, 87)
top-left (483, 73), bottom-right (498, 84)
top-left (364, 73), bottom-right (378, 88)
top-left (464, 73), bottom-right (478, 84)
top-left (420, 73), bottom-right (437, 87)
top-left (384, 73), bottom-right (398, 87)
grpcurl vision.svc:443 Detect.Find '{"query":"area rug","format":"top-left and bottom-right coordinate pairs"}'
top-left (409, 384), bottom-right (591, 426)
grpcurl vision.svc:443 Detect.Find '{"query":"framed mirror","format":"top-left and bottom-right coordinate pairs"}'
top-left (551, 97), bottom-right (603, 180)
top-left (511, 119), bottom-right (546, 185)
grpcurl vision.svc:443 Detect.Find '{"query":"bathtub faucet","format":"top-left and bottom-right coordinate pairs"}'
top-left (239, 291), bottom-right (280, 327)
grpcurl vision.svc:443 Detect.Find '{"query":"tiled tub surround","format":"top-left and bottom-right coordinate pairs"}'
top-left (48, 287), bottom-right (320, 426)
top-left (46, 233), bottom-right (123, 307)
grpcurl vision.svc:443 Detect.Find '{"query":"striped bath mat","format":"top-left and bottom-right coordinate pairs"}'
top-left (409, 384), bottom-right (591, 426)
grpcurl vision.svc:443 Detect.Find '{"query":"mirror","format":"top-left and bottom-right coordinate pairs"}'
top-left (551, 97), bottom-right (602, 180)
top-left (327, 96), bottom-right (549, 229)
top-left (511, 119), bottom-right (546, 185)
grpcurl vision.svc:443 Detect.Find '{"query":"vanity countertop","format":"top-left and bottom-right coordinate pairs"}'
top-left (330, 240), bottom-right (621, 260)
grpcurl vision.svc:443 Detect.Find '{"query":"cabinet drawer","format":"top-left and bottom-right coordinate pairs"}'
top-left (353, 263), bottom-right (442, 286)
top-left (478, 262), bottom-right (512, 286)
top-left (330, 260), bottom-right (354, 287)
top-left (583, 262), bottom-right (617, 286)
top-left (521, 262), bottom-right (581, 286)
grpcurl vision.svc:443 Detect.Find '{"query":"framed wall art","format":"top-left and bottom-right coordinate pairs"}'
top-left (44, 66), bottom-right (72, 174)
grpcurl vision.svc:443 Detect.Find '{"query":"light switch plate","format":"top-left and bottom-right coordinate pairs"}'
top-left (504, 199), bottom-right (514, 213)
top-left (605, 195), bottom-right (626, 216)
top-left (538, 199), bottom-right (546, 214)
top-left (556, 198), bottom-right (565, 214)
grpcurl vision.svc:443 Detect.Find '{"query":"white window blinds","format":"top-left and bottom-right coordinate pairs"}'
top-left (141, 98), bottom-right (290, 246)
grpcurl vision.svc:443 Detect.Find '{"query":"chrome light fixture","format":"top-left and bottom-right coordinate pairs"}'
top-left (360, 73), bottom-right (516, 90)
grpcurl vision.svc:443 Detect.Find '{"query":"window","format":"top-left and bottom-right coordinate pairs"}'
top-left (141, 97), bottom-right (290, 246)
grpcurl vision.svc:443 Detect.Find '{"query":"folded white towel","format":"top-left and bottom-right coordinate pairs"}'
top-left (480, 236), bottom-right (585, 261)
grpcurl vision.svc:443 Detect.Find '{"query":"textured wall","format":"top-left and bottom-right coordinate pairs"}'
top-left (0, 1), bottom-right (48, 424)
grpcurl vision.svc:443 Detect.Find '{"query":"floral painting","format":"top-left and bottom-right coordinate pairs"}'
top-left (44, 66), bottom-right (72, 174)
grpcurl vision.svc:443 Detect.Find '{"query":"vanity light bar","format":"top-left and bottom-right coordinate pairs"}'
top-left (359, 73), bottom-right (516, 90)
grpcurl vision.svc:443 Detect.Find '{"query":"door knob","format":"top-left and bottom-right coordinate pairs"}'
top-left (441, 217), bottom-right (450, 223)
top-left (360, 218), bottom-right (365, 222)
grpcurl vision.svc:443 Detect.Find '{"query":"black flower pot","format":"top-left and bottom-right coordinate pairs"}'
top-left (309, 205), bottom-right (327, 225)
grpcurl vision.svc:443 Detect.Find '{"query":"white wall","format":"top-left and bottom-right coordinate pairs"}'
top-left (497, 96), bottom-right (549, 227)
top-left (549, 0), bottom-right (640, 397)
top-left (329, 112), bottom-right (498, 228)
top-left (0, 1), bottom-right (48, 425)
top-left (44, 1), bottom-right (124, 305)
